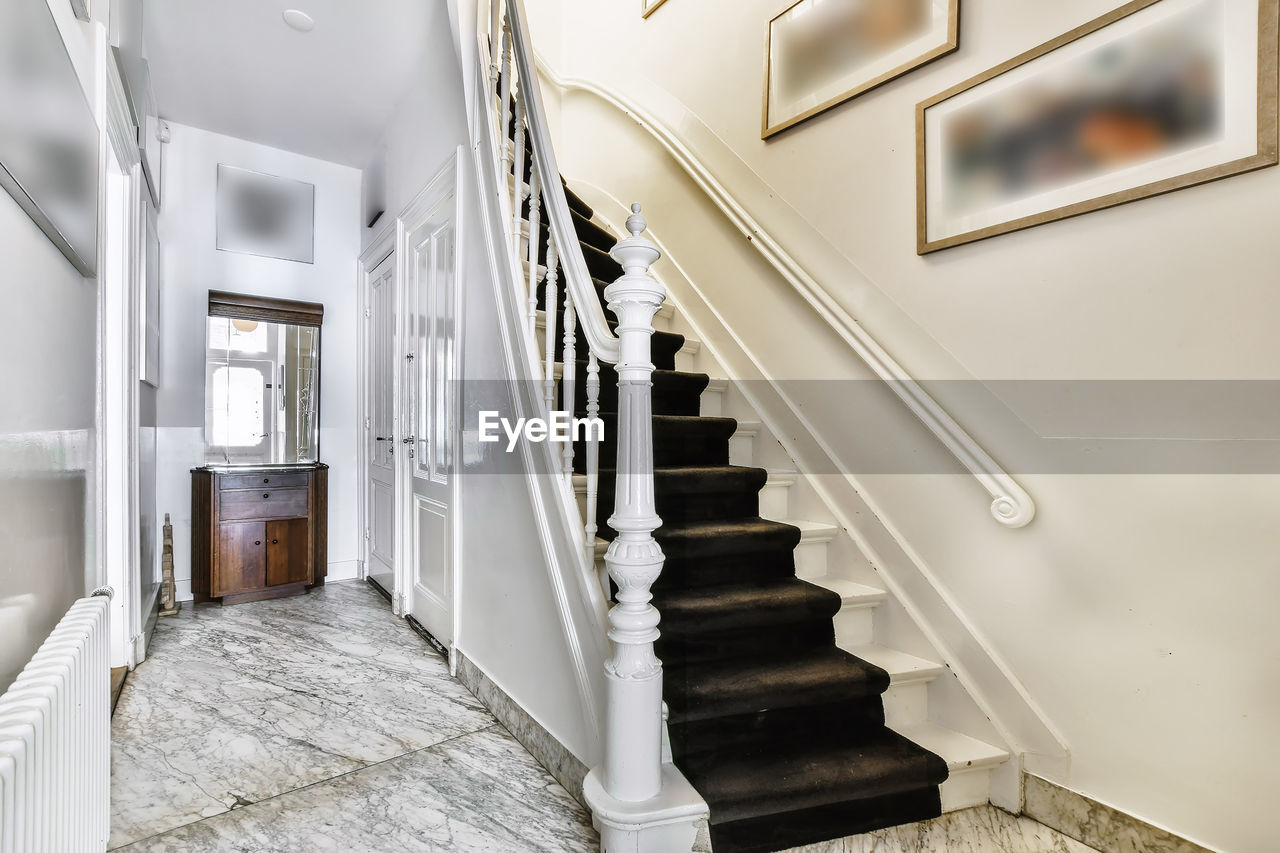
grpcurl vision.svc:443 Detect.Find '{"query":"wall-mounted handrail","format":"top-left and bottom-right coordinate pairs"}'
top-left (535, 58), bottom-right (1035, 529)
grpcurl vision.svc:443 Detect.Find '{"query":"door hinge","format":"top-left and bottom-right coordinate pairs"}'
top-left (365, 417), bottom-right (371, 430)
top-left (364, 526), bottom-right (371, 541)
top-left (364, 306), bottom-right (372, 319)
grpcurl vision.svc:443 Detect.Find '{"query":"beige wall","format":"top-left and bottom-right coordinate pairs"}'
top-left (536, 1), bottom-right (1280, 850)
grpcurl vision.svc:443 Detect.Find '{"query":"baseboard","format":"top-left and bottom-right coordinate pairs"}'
top-left (366, 576), bottom-right (393, 603)
top-left (1023, 773), bottom-right (1219, 853)
top-left (455, 651), bottom-right (590, 807)
top-left (110, 666), bottom-right (128, 715)
top-left (325, 560), bottom-right (361, 582)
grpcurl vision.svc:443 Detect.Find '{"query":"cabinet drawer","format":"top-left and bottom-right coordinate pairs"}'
top-left (220, 487), bottom-right (309, 520)
top-left (218, 471), bottom-right (310, 491)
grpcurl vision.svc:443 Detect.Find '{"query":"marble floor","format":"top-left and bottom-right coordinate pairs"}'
top-left (109, 580), bottom-right (597, 851)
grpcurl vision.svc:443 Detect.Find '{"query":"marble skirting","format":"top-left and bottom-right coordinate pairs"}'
top-left (455, 650), bottom-right (590, 804)
top-left (1024, 774), bottom-right (1216, 853)
top-left (781, 806), bottom-right (1101, 853)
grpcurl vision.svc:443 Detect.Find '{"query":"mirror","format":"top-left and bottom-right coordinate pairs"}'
top-left (204, 291), bottom-right (323, 465)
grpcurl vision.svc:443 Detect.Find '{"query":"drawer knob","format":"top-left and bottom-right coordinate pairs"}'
top-left (254, 540), bottom-right (261, 546)
top-left (272, 539), bottom-right (278, 545)
top-left (263, 478), bottom-right (270, 484)
top-left (263, 493), bottom-right (270, 499)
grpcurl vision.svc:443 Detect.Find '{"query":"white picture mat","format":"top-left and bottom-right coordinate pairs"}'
top-left (769, 0), bottom-right (952, 128)
top-left (924, 0), bottom-right (1258, 243)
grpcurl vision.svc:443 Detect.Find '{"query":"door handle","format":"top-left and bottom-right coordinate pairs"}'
top-left (375, 436), bottom-right (391, 441)
top-left (254, 540), bottom-right (261, 546)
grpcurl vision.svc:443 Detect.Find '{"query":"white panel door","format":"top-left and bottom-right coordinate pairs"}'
top-left (402, 189), bottom-right (458, 648)
top-left (365, 253), bottom-right (397, 595)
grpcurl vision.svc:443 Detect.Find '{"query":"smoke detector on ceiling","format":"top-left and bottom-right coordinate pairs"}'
top-left (282, 10), bottom-right (316, 33)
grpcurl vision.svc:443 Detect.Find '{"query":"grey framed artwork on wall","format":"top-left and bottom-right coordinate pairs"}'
top-left (763, 0), bottom-right (959, 138)
top-left (916, 0), bottom-right (1279, 254)
top-left (216, 165), bottom-right (316, 264)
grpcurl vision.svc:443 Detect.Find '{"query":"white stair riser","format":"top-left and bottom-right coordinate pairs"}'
top-left (881, 681), bottom-right (930, 728)
top-left (793, 537), bottom-right (830, 580)
top-left (675, 349), bottom-right (696, 372)
top-left (832, 605), bottom-right (875, 648)
top-left (939, 767), bottom-right (991, 813)
top-left (700, 388), bottom-right (724, 417)
top-left (758, 481), bottom-right (792, 521)
top-left (728, 431), bottom-right (756, 466)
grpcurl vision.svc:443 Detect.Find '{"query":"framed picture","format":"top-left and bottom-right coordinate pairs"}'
top-left (917, 0), bottom-right (1279, 254)
top-left (764, 0), bottom-right (959, 138)
top-left (0, 0), bottom-right (99, 275)
top-left (216, 165), bottom-right (316, 264)
top-left (642, 0), bottom-right (668, 18)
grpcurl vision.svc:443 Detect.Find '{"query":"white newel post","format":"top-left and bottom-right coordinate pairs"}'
top-left (601, 204), bottom-right (665, 801)
top-left (584, 206), bottom-right (709, 853)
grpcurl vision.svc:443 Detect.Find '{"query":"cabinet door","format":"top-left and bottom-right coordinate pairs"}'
top-left (215, 522), bottom-right (266, 595)
top-left (266, 518), bottom-right (311, 586)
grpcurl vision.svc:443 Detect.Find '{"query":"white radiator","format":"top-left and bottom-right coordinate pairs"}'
top-left (0, 596), bottom-right (110, 853)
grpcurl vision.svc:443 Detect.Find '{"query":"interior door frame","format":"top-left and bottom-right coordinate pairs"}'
top-left (394, 148), bottom-right (467, 665)
top-left (99, 33), bottom-right (146, 670)
top-left (357, 222), bottom-right (397, 602)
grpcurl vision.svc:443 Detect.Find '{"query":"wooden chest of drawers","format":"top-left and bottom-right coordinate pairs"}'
top-left (191, 465), bottom-right (328, 605)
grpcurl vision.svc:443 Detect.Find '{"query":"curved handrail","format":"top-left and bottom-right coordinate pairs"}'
top-left (506, 0), bottom-right (620, 365)
top-left (535, 58), bottom-right (1035, 528)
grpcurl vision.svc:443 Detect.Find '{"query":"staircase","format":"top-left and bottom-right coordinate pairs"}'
top-left (529, 185), bottom-right (1009, 850)
top-left (482, 2), bottom-right (1010, 849)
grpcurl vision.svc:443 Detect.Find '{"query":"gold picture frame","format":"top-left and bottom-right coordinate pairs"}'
top-left (643, 0), bottom-right (669, 19)
top-left (763, 0), bottom-right (959, 139)
top-left (916, 0), bottom-right (1279, 254)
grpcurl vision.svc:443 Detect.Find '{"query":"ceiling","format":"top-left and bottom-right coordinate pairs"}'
top-left (144, 0), bottom-right (439, 167)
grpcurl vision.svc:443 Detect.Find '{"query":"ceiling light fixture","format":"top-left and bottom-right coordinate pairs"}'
top-left (282, 9), bottom-right (316, 33)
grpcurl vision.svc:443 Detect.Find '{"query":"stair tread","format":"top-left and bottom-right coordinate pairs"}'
top-left (890, 723), bottom-right (1009, 773)
top-left (809, 577), bottom-right (888, 606)
top-left (847, 645), bottom-right (944, 683)
top-left (791, 519), bottom-right (839, 540)
top-left (658, 517), bottom-right (801, 542)
top-left (666, 646), bottom-right (889, 724)
top-left (658, 579), bottom-right (841, 634)
top-left (680, 726), bottom-right (948, 825)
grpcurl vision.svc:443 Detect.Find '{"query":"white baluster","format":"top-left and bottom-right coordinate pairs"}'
top-left (511, 94), bottom-right (528, 258)
top-left (498, 18), bottom-right (513, 177)
top-left (585, 352), bottom-right (602, 590)
top-left (543, 233), bottom-right (559, 413)
top-left (526, 161), bottom-right (542, 340)
top-left (600, 204), bottom-right (666, 802)
top-left (489, 0), bottom-right (501, 85)
top-left (561, 289), bottom-right (577, 483)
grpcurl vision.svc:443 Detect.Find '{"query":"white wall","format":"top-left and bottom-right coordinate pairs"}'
top-left (156, 123), bottom-right (363, 598)
top-left (539, 2), bottom-right (1280, 851)
top-left (361, 6), bottom-right (599, 766)
top-left (0, 1), bottom-right (101, 691)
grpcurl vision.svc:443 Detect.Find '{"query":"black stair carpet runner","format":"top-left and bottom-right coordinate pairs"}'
top-left (510, 133), bottom-right (948, 851)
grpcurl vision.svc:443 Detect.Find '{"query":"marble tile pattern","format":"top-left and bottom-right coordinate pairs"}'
top-left (455, 651), bottom-right (590, 802)
top-left (780, 806), bottom-right (1103, 853)
top-left (115, 725), bottom-right (598, 852)
top-left (1024, 774), bottom-right (1214, 853)
top-left (110, 581), bottom-right (596, 851)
